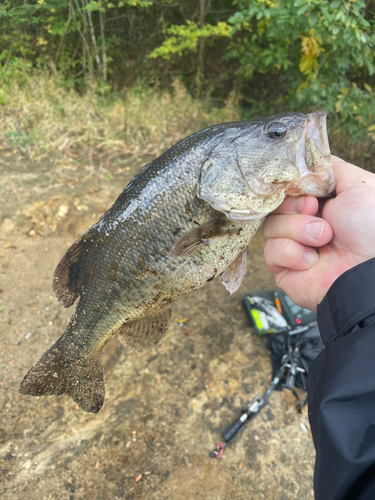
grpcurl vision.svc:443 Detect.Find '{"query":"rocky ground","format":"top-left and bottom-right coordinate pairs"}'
top-left (1, 148), bottom-right (319, 500)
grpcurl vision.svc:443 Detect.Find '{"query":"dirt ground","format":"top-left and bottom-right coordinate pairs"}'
top-left (1, 148), bottom-right (321, 500)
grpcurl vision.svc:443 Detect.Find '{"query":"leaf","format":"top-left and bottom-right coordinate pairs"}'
top-left (84, 1), bottom-right (105, 12)
top-left (297, 5), bottom-right (309, 16)
top-left (330, 0), bottom-right (341, 9)
top-left (309, 12), bottom-right (318, 26)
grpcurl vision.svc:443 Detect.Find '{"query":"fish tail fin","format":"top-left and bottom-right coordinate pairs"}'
top-left (19, 338), bottom-right (104, 413)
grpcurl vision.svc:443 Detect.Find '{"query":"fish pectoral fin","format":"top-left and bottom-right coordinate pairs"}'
top-left (117, 307), bottom-right (172, 348)
top-left (220, 249), bottom-right (247, 295)
top-left (19, 338), bottom-right (105, 414)
top-left (169, 216), bottom-right (228, 257)
top-left (53, 226), bottom-right (97, 307)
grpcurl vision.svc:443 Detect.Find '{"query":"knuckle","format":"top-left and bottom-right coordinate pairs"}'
top-left (277, 237), bottom-right (293, 252)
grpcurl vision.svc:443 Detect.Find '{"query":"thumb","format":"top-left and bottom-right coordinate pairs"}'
top-left (331, 156), bottom-right (375, 194)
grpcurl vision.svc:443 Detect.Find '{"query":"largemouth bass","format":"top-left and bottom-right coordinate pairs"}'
top-left (20, 110), bottom-right (334, 413)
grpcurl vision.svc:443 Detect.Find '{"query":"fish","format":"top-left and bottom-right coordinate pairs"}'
top-left (19, 110), bottom-right (335, 413)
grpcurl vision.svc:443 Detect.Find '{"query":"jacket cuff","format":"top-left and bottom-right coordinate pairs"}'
top-left (317, 257), bottom-right (375, 346)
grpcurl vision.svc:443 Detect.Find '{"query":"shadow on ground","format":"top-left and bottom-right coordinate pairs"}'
top-left (0, 149), bottom-right (316, 500)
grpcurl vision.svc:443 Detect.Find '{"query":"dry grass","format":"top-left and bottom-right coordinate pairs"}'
top-left (0, 77), bottom-right (241, 159)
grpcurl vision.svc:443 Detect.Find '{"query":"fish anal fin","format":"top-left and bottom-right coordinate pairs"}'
top-left (169, 216), bottom-right (228, 257)
top-left (220, 249), bottom-right (247, 295)
top-left (19, 339), bottom-right (104, 414)
top-left (117, 307), bottom-right (172, 348)
top-left (53, 226), bottom-right (96, 307)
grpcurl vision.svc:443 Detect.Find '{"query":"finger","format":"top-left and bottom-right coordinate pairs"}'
top-left (263, 214), bottom-right (333, 247)
top-left (264, 237), bottom-right (318, 274)
top-left (271, 196), bottom-right (319, 216)
top-left (270, 268), bottom-right (319, 313)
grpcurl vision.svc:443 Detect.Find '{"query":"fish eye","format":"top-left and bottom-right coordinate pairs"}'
top-left (266, 123), bottom-right (287, 140)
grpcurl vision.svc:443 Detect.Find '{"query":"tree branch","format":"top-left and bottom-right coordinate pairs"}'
top-left (99, 10), bottom-right (106, 81)
top-left (71, 0), bottom-right (90, 76)
top-left (55, 0), bottom-right (73, 67)
top-left (82, 0), bottom-right (101, 71)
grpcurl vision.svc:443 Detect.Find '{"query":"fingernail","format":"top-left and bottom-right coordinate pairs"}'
top-left (292, 197), bottom-right (305, 213)
top-left (307, 221), bottom-right (324, 241)
top-left (305, 249), bottom-right (318, 266)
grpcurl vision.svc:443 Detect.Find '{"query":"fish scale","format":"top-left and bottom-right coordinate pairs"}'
top-left (19, 111), bottom-right (335, 413)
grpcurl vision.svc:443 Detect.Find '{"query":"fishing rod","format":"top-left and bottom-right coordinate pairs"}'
top-left (209, 364), bottom-right (287, 459)
top-left (209, 336), bottom-right (307, 459)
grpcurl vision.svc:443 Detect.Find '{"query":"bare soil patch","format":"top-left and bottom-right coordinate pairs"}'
top-left (0, 149), bottom-right (314, 500)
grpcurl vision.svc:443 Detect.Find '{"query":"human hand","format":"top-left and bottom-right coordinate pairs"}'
top-left (263, 156), bottom-right (375, 312)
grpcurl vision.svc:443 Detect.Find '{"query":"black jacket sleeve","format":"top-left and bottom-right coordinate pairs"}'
top-left (308, 257), bottom-right (375, 500)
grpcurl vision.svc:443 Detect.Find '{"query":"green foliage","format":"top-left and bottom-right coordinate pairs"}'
top-left (225, 0), bottom-right (375, 140)
top-left (5, 130), bottom-right (34, 152)
top-left (149, 21), bottom-right (231, 60)
top-left (0, 0), bottom-right (374, 143)
top-left (0, 58), bottom-right (33, 86)
top-left (85, 1), bottom-right (106, 13)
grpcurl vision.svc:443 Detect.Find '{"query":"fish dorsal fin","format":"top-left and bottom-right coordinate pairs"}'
top-left (220, 249), bottom-right (247, 295)
top-left (52, 226), bottom-right (96, 307)
top-left (138, 162), bottom-right (150, 173)
top-left (117, 307), bottom-right (172, 348)
top-left (169, 216), bottom-right (229, 257)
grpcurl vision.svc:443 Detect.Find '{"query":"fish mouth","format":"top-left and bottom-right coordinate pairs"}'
top-left (306, 109), bottom-right (330, 160)
top-left (288, 110), bottom-right (335, 197)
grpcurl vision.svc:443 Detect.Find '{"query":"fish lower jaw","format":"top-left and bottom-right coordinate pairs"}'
top-left (225, 209), bottom-right (267, 223)
top-left (199, 195), bottom-right (266, 223)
